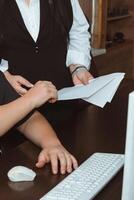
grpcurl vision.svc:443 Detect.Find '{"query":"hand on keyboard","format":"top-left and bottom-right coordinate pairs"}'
top-left (40, 153), bottom-right (124, 200)
top-left (36, 144), bottom-right (78, 174)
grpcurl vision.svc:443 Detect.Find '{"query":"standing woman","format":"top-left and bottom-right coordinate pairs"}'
top-left (0, 0), bottom-right (93, 123)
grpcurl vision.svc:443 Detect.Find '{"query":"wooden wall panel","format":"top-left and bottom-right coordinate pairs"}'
top-left (92, 0), bottom-right (107, 48)
top-left (79, 0), bottom-right (107, 49)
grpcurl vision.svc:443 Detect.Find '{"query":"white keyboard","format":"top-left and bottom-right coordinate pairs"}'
top-left (40, 153), bottom-right (124, 200)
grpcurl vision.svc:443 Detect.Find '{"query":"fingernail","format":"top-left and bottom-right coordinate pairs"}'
top-left (68, 169), bottom-right (72, 173)
top-left (53, 169), bottom-right (57, 174)
top-left (61, 170), bottom-right (65, 175)
top-left (74, 165), bottom-right (78, 169)
top-left (36, 163), bottom-right (39, 167)
top-left (28, 84), bottom-right (33, 87)
top-left (22, 90), bottom-right (27, 94)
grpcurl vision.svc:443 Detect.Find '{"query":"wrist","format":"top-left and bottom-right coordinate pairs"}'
top-left (41, 139), bottom-right (61, 149)
top-left (70, 65), bottom-right (88, 77)
top-left (69, 64), bottom-right (81, 73)
top-left (4, 70), bottom-right (10, 78)
top-left (23, 92), bottom-right (37, 110)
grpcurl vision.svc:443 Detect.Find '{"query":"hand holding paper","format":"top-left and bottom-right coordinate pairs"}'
top-left (58, 73), bottom-right (125, 108)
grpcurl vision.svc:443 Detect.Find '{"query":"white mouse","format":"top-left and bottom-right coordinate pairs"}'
top-left (7, 166), bottom-right (36, 182)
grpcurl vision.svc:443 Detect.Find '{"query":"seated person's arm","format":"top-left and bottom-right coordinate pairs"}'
top-left (18, 111), bottom-right (78, 174)
top-left (0, 95), bottom-right (35, 135)
top-left (0, 73), bottom-right (57, 135)
top-left (0, 73), bottom-right (78, 174)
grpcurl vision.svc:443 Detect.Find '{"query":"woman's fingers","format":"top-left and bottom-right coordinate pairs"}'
top-left (49, 98), bottom-right (57, 104)
top-left (72, 70), bottom-right (94, 85)
top-left (36, 146), bottom-right (78, 174)
top-left (50, 153), bottom-right (58, 174)
top-left (36, 152), bottom-right (49, 168)
top-left (35, 81), bottom-right (58, 100)
top-left (15, 84), bottom-right (28, 95)
top-left (57, 152), bottom-right (67, 174)
top-left (72, 75), bottom-right (83, 85)
top-left (64, 153), bottom-right (73, 173)
top-left (17, 76), bottom-right (33, 88)
top-left (45, 152), bottom-right (77, 174)
top-left (5, 72), bottom-right (33, 95)
top-left (70, 154), bottom-right (78, 170)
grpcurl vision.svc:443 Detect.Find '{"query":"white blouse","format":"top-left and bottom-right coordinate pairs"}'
top-left (0, 0), bottom-right (91, 72)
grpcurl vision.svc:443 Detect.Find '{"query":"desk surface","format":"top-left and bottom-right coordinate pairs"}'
top-left (0, 106), bottom-right (125, 200)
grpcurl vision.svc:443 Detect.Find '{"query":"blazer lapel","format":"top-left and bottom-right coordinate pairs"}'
top-left (6, 0), bottom-right (27, 33)
top-left (39, 0), bottom-right (46, 32)
top-left (6, 0), bottom-right (51, 44)
top-left (6, 0), bottom-right (35, 43)
top-left (37, 0), bottom-right (50, 42)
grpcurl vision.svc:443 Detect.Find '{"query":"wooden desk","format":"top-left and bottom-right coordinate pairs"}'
top-left (0, 106), bottom-right (125, 200)
top-left (94, 40), bottom-right (134, 79)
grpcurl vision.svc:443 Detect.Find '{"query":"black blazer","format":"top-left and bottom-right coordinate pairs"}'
top-left (0, 0), bottom-right (98, 124)
top-left (1, 0), bottom-right (74, 90)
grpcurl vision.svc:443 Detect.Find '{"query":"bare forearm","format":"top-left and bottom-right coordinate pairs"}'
top-left (19, 112), bottom-right (61, 148)
top-left (0, 96), bottom-right (34, 136)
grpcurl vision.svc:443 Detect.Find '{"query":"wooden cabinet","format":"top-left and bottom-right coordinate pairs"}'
top-left (80, 0), bottom-right (134, 49)
top-left (106, 0), bottom-right (134, 48)
top-left (79, 0), bottom-right (134, 79)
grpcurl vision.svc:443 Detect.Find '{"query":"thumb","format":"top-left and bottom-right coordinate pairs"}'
top-left (77, 74), bottom-right (89, 85)
top-left (72, 74), bottom-right (83, 85)
top-left (82, 77), bottom-right (89, 85)
top-left (36, 152), bottom-right (48, 168)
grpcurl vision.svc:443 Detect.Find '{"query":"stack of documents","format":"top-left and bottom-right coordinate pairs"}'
top-left (58, 73), bottom-right (125, 108)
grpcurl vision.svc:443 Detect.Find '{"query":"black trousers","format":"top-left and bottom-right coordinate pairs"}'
top-left (0, 71), bottom-right (34, 132)
top-left (0, 71), bottom-right (19, 104)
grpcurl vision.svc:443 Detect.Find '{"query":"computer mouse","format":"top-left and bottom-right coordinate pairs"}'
top-left (7, 166), bottom-right (36, 182)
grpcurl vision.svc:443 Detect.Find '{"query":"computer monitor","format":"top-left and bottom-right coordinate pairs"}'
top-left (122, 91), bottom-right (134, 200)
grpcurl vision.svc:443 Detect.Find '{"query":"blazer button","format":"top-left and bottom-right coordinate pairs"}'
top-left (35, 46), bottom-right (39, 53)
top-left (0, 149), bottom-right (2, 156)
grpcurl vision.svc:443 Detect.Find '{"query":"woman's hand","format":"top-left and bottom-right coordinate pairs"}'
top-left (69, 65), bottom-right (94, 85)
top-left (26, 81), bottom-right (58, 108)
top-left (36, 144), bottom-right (78, 174)
top-left (4, 71), bottom-right (33, 95)
top-left (72, 70), bottom-right (93, 85)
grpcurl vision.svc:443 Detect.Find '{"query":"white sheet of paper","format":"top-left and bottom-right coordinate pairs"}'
top-left (83, 73), bottom-right (125, 107)
top-left (58, 72), bottom-right (125, 108)
top-left (107, 73), bottom-right (125, 102)
top-left (58, 73), bottom-right (118, 100)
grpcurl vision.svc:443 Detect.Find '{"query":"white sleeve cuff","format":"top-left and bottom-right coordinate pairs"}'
top-left (0, 59), bottom-right (9, 72)
top-left (66, 50), bottom-right (91, 70)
